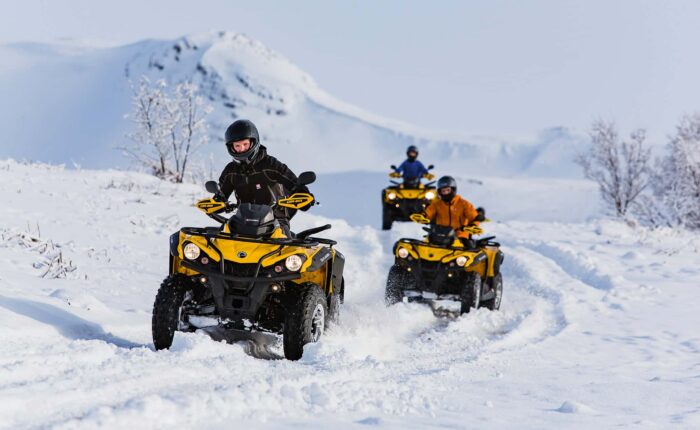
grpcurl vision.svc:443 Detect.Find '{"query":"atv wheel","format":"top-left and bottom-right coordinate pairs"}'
top-left (382, 202), bottom-right (393, 230)
top-left (283, 284), bottom-right (327, 360)
top-left (460, 272), bottom-right (482, 314)
top-left (152, 275), bottom-right (191, 350)
top-left (482, 273), bottom-right (503, 311)
top-left (385, 265), bottom-right (404, 306)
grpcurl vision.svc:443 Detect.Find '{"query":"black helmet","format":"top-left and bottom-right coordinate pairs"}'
top-left (406, 145), bottom-right (418, 161)
top-left (437, 175), bottom-right (457, 202)
top-left (225, 119), bottom-right (260, 163)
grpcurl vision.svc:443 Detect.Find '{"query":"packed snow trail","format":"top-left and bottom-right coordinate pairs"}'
top-left (1, 160), bottom-right (699, 429)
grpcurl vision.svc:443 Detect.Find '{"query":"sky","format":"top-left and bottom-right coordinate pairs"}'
top-left (2, 0), bottom-right (700, 141)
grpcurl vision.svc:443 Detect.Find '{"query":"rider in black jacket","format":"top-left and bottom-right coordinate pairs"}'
top-left (218, 119), bottom-right (309, 233)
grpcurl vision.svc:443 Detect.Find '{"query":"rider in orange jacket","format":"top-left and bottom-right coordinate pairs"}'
top-left (424, 176), bottom-right (480, 240)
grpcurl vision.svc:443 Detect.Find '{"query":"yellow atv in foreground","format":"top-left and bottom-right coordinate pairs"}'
top-left (152, 172), bottom-right (345, 360)
top-left (381, 164), bottom-right (437, 230)
top-left (385, 213), bottom-right (503, 314)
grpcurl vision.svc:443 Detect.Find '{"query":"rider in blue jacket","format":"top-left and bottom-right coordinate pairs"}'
top-left (396, 145), bottom-right (428, 184)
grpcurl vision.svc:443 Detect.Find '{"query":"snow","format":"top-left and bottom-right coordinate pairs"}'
top-left (1, 159), bottom-right (699, 429)
top-left (1, 30), bottom-right (699, 429)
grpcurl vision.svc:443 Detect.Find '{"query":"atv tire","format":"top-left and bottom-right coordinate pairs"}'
top-left (482, 273), bottom-right (503, 311)
top-left (283, 284), bottom-right (327, 360)
top-left (382, 202), bottom-right (393, 230)
top-left (385, 265), bottom-right (404, 306)
top-left (460, 272), bottom-right (482, 314)
top-left (152, 275), bottom-right (190, 350)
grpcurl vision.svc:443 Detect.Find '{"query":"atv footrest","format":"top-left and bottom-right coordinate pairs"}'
top-left (200, 325), bottom-right (278, 344)
top-left (403, 290), bottom-right (460, 301)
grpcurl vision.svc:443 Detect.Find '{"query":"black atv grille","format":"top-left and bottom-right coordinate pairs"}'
top-left (223, 261), bottom-right (259, 294)
top-left (420, 261), bottom-right (440, 279)
top-left (405, 201), bottom-right (426, 213)
top-left (224, 261), bottom-right (259, 277)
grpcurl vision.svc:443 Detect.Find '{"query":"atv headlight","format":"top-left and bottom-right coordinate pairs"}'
top-left (455, 256), bottom-right (468, 267)
top-left (397, 247), bottom-right (409, 259)
top-left (388, 192), bottom-right (397, 200)
top-left (285, 254), bottom-right (304, 272)
top-left (425, 191), bottom-right (436, 200)
top-left (183, 243), bottom-right (201, 260)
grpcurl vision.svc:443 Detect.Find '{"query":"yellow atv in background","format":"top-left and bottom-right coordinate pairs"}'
top-left (381, 164), bottom-right (437, 230)
top-left (385, 212), bottom-right (503, 314)
top-left (152, 172), bottom-right (345, 360)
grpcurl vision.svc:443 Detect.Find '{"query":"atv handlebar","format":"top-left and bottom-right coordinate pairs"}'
top-left (388, 164), bottom-right (435, 183)
top-left (296, 224), bottom-right (332, 239)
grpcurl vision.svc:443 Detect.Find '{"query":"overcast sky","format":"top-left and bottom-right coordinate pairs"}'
top-left (2, 0), bottom-right (700, 140)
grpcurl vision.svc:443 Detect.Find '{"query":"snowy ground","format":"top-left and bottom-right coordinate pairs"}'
top-left (1, 159), bottom-right (699, 429)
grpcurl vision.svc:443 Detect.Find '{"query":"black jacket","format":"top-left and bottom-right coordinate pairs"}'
top-left (218, 146), bottom-right (305, 221)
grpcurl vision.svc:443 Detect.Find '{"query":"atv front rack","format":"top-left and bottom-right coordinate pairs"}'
top-left (181, 226), bottom-right (337, 246)
top-left (395, 236), bottom-right (500, 251)
top-left (395, 238), bottom-right (471, 251)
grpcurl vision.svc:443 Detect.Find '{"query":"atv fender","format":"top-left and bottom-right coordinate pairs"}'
top-left (330, 250), bottom-right (345, 295)
top-left (169, 231), bottom-right (180, 257)
top-left (307, 247), bottom-right (332, 272)
top-left (169, 232), bottom-right (180, 272)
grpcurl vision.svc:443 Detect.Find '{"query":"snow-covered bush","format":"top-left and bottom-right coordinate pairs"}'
top-left (121, 77), bottom-right (212, 183)
top-left (0, 227), bottom-right (79, 279)
top-left (576, 120), bottom-right (651, 217)
top-left (650, 114), bottom-right (700, 230)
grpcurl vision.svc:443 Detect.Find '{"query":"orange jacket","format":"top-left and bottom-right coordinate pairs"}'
top-left (425, 194), bottom-right (479, 238)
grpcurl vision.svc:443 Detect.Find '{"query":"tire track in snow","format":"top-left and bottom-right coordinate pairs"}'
top-left (518, 241), bottom-right (616, 291)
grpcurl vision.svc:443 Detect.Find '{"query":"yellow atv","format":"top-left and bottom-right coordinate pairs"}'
top-left (381, 164), bottom-right (437, 230)
top-left (385, 213), bottom-right (503, 314)
top-left (152, 172), bottom-right (345, 360)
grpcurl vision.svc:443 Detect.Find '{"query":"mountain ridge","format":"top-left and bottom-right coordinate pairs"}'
top-left (0, 31), bottom-right (588, 177)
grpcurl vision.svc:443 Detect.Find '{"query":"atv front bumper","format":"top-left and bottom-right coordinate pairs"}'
top-left (394, 257), bottom-right (470, 296)
top-left (181, 259), bottom-right (299, 322)
top-left (385, 199), bottom-right (432, 221)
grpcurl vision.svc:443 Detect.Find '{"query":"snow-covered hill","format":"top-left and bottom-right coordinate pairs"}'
top-left (0, 32), bottom-right (589, 177)
top-left (1, 159), bottom-right (699, 429)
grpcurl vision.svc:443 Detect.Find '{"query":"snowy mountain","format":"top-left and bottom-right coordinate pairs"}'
top-left (1, 159), bottom-right (699, 428)
top-left (0, 31), bottom-right (589, 177)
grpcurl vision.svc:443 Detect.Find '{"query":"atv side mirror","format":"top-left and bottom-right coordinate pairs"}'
top-left (205, 181), bottom-right (220, 194)
top-left (298, 171), bottom-right (316, 186)
top-left (475, 207), bottom-right (486, 222)
top-left (427, 164), bottom-right (434, 170)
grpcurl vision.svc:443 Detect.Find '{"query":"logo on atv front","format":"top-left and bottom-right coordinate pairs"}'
top-left (237, 251), bottom-right (247, 258)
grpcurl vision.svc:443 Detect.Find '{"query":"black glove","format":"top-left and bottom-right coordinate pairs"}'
top-left (300, 192), bottom-right (315, 211)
